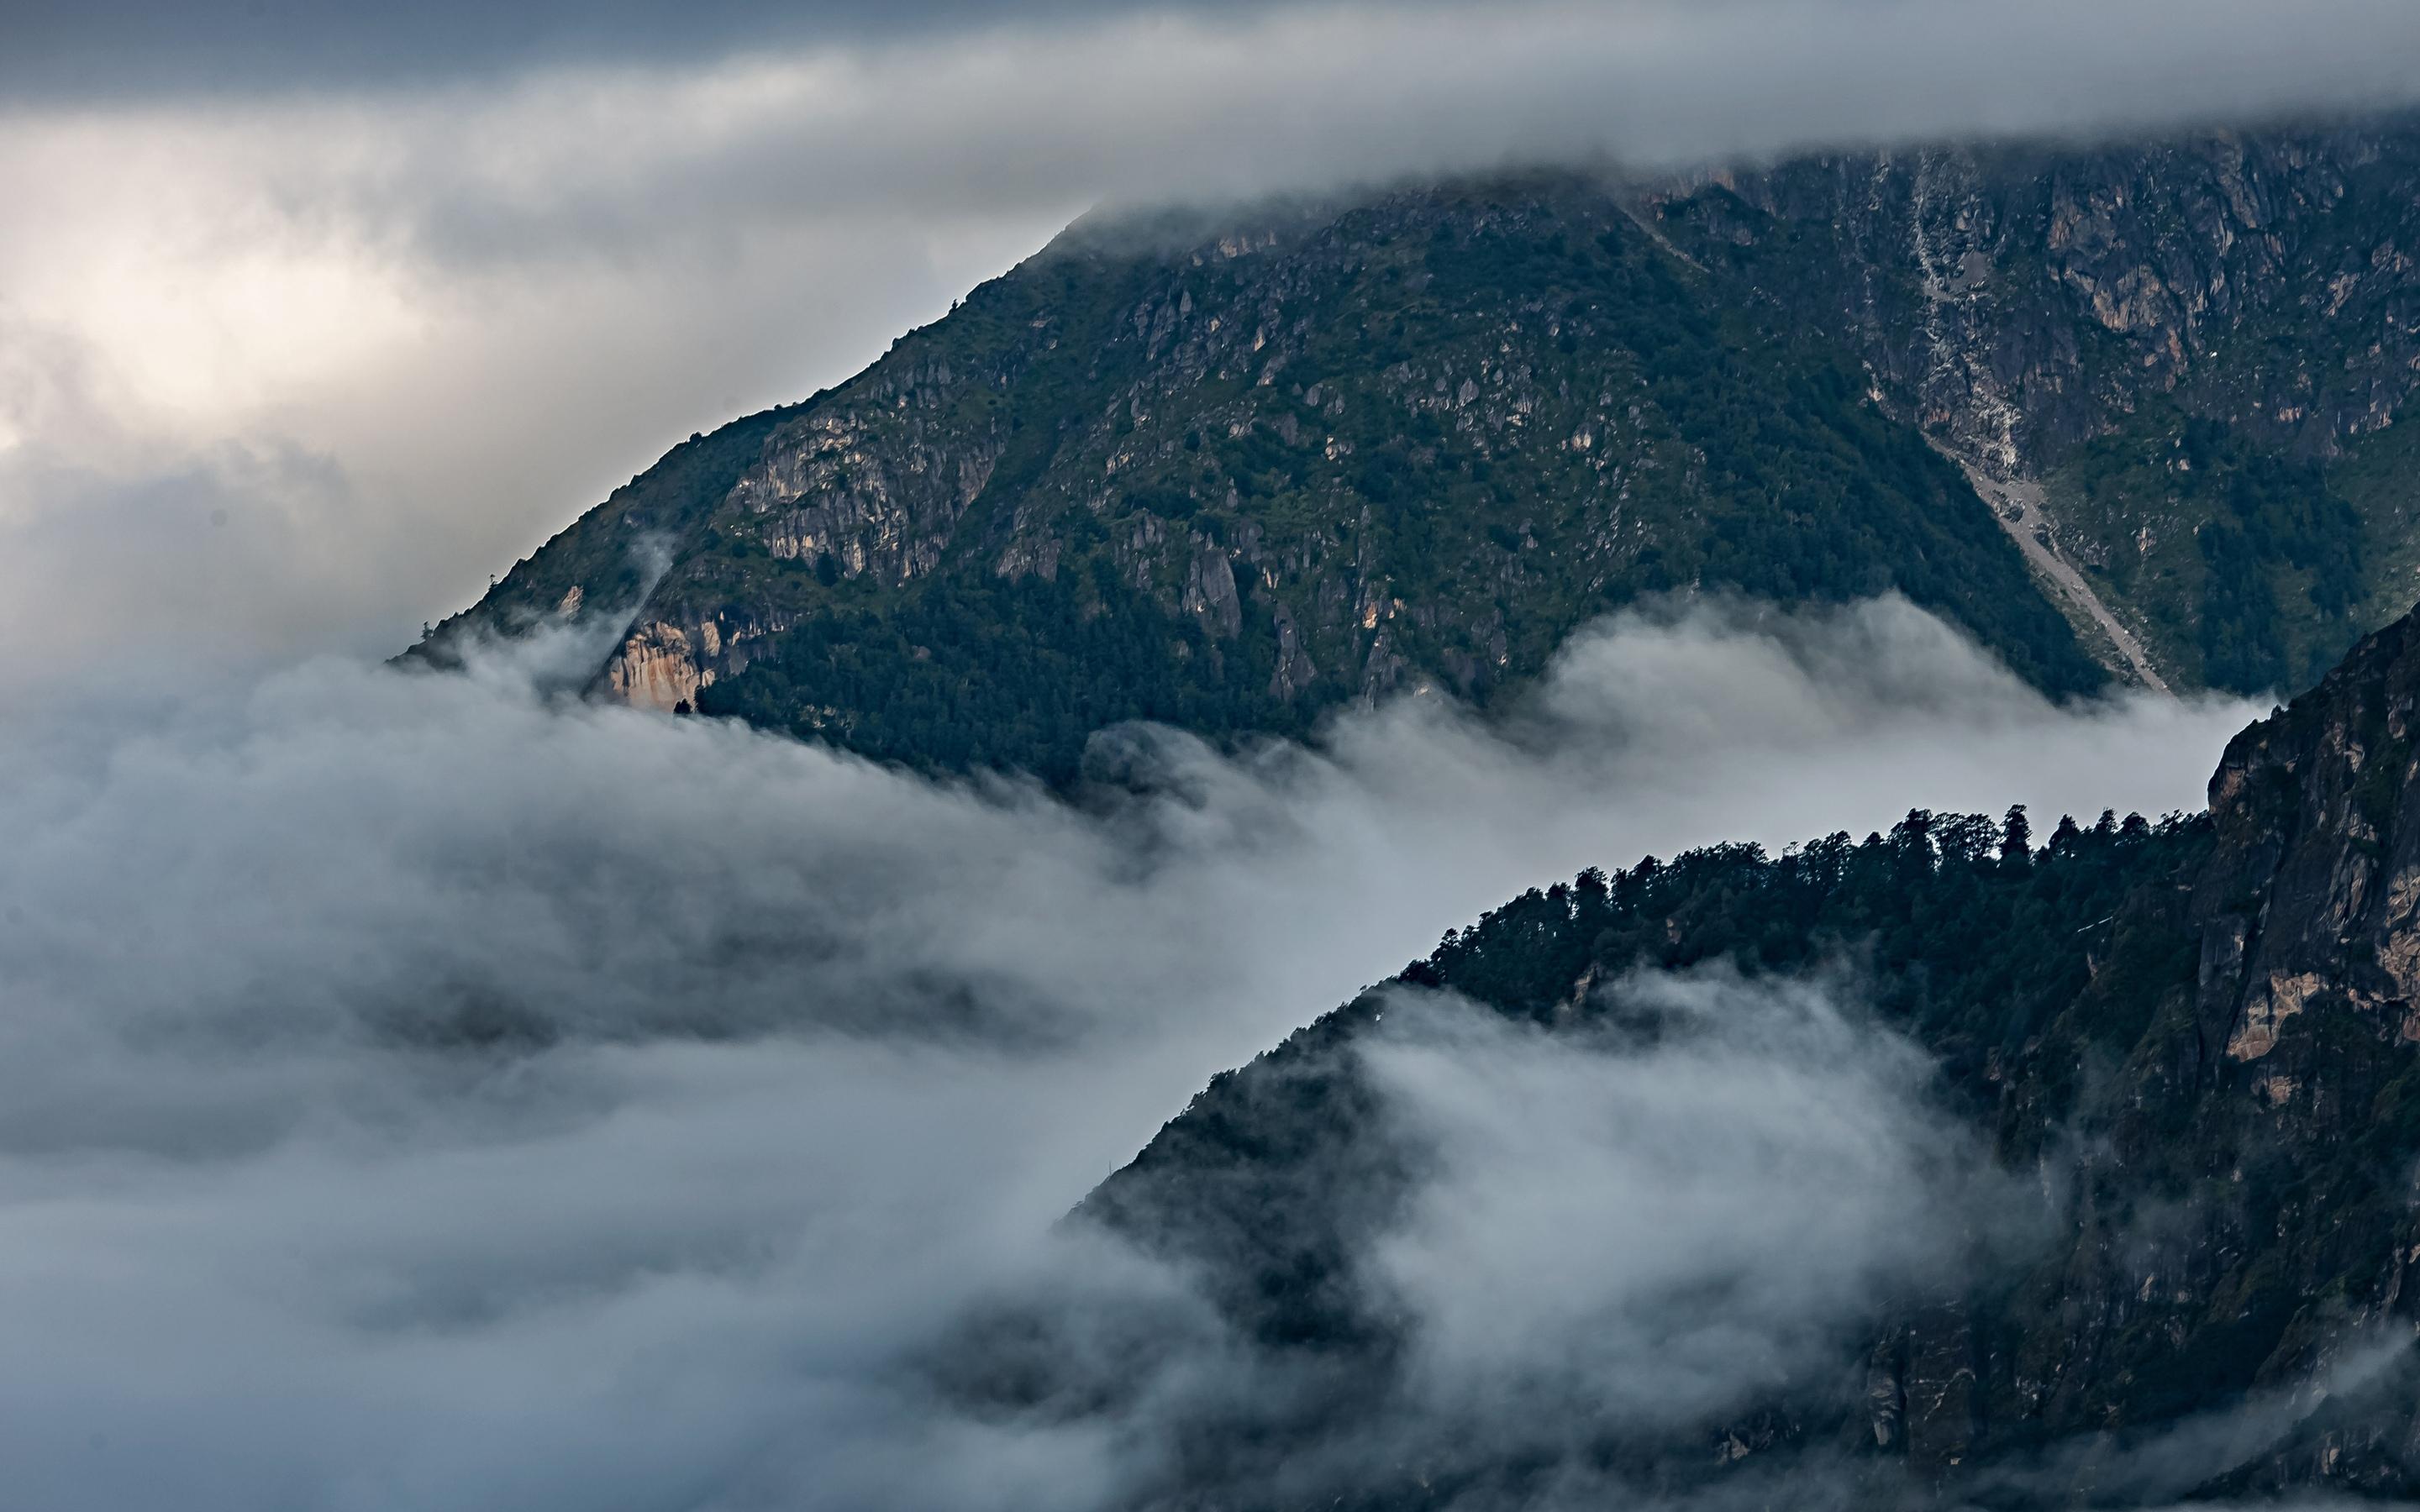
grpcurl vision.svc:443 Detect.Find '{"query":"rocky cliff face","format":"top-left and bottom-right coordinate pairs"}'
top-left (1652, 118), bottom-right (2420, 690)
top-left (1656, 121), bottom-right (2420, 473)
top-left (1042, 605), bottom-right (2420, 1507)
top-left (1914, 605), bottom-right (2420, 1502)
top-left (2198, 612), bottom-right (2420, 1062)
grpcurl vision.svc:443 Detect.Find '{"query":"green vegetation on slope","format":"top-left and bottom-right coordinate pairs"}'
top-left (696, 560), bottom-right (1303, 784)
top-left (1079, 603), bottom-right (2420, 1505)
top-left (425, 123), bottom-right (2420, 769)
top-left (673, 185), bottom-right (2098, 778)
top-left (2049, 412), bottom-right (2367, 693)
top-left (1079, 807), bottom-right (2230, 1508)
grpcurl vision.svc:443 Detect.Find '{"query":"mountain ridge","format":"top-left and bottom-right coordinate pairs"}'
top-left (1043, 592), bottom-right (2420, 1508)
top-left (417, 167), bottom-right (2105, 778)
top-left (423, 114), bottom-right (2420, 780)
top-left (392, 112), bottom-right (2420, 1505)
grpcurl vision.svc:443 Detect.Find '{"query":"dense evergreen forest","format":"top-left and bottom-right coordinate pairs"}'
top-left (1058, 587), bottom-right (2420, 1509)
top-left (2050, 413), bottom-right (2368, 694)
top-left (1061, 806), bottom-right (2251, 1509)
top-left (1098, 802), bottom-right (2203, 1336)
top-left (696, 562), bottom-right (1305, 784)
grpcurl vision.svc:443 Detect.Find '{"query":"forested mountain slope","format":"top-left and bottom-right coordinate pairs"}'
top-left (1060, 597), bottom-right (2420, 1509)
top-left (423, 115), bottom-right (2420, 778)
top-left (1651, 121), bottom-right (2420, 692)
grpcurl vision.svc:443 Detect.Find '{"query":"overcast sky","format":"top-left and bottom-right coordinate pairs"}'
top-left (0, 7), bottom-right (2386, 1500)
top-left (5, 0), bottom-right (2420, 700)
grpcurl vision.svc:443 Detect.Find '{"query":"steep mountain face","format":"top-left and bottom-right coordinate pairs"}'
top-left (1652, 120), bottom-right (2420, 690)
top-left (427, 114), bottom-right (2420, 777)
top-left (1658, 128), bottom-right (2420, 472)
top-left (423, 180), bottom-right (2107, 780)
top-left (1055, 605), bottom-right (2420, 1509)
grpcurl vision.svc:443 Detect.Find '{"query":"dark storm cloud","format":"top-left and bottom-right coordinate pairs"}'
top-left (11, 0), bottom-right (2420, 141)
top-left (0, 0), bottom-right (1156, 97)
top-left (272, 0), bottom-right (2420, 273)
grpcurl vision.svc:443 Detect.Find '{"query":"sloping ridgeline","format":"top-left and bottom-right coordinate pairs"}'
top-left (420, 174), bottom-right (2099, 782)
top-left (1050, 604), bottom-right (2420, 1509)
top-left (422, 117), bottom-right (2420, 777)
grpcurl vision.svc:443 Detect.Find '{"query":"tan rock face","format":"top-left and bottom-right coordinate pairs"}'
top-left (2191, 611), bottom-right (2420, 1086)
top-left (2225, 971), bottom-right (2323, 1061)
top-left (606, 621), bottom-right (708, 712)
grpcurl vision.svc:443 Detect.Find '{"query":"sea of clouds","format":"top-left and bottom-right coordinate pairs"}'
top-left (0, 595), bottom-right (2270, 1509)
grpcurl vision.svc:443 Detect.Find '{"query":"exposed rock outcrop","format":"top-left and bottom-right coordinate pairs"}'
top-left (605, 620), bottom-right (708, 711)
top-left (1655, 123), bottom-right (2420, 473)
